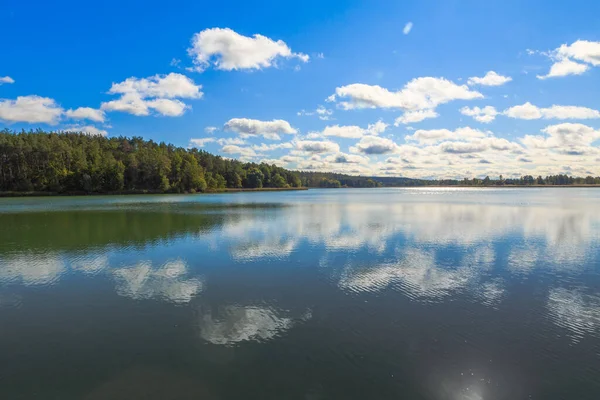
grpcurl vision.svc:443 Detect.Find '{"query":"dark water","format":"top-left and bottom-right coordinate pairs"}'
top-left (1, 188), bottom-right (599, 400)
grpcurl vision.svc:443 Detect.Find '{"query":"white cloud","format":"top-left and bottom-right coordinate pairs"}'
top-left (556, 40), bottom-right (600, 66)
top-left (205, 126), bottom-right (217, 134)
top-left (403, 22), bottom-right (413, 35)
top-left (190, 138), bottom-right (216, 147)
top-left (221, 144), bottom-right (257, 157)
top-left (188, 27), bottom-right (308, 72)
top-left (521, 123), bottom-right (600, 155)
top-left (332, 77), bottom-right (482, 112)
top-left (504, 102), bottom-right (542, 120)
top-left (537, 58), bottom-right (589, 79)
top-left (144, 98), bottom-right (188, 117)
top-left (541, 105), bottom-right (600, 119)
top-left (439, 140), bottom-right (488, 154)
top-left (108, 72), bottom-right (202, 99)
top-left (316, 105), bottom-right (333, 120)
top-left (101, 73), bottom-right (201, 117)
top-left (0, 76), bottom-right (15, 85)
top-left (62, 125), bottom-right (108, 137)
top-left (394, 109), bottom-right (439, 125)
top-left (460, 106), bottom-right (499, 123)
top-left (217, 137), bottom-right (246, 146)
top-left (406, 127), bottom-right (488, 145)
top-left (224, 118), bottom-right (296, 140)
top-left (367, 120), bottom-right (389, 135)
top-left (504, 102), bottom-right (600, 120)
top-left (311, 120), bottom-right (388, 140)
top-left (298, 105), bottom-right (333, 120)
top-left (350, 136), bottom-right (398, 155)
top-left (467, 71), bottom-right (512, 86)
top-left (0, 95), bottom-right (63, 124)
top-left (325, 152), bottom-right (369, 164)
top-left (251, 142), bottom-right (293, 152)
top-left (536, 40), bottom-right (600, 79)
top-left (322, 125), bottom-right (366, 139)
top-left (485, 137), bottom-right (524, 152)
top-left (65, 107), bottom-right (105, 123)
top-left (296, 140), bottom-right (340, 154)
top-left (101, 94), bottom-right (150, 116)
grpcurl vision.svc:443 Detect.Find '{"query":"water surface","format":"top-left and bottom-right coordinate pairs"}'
top-left (1, 188), bottom-right (599, 399)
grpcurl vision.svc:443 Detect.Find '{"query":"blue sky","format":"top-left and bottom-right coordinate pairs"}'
top-left (2, 0), bottom-right (600, 179)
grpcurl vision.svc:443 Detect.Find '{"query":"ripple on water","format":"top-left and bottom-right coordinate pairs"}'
top-left (546, 287), bottom-right (600, 343)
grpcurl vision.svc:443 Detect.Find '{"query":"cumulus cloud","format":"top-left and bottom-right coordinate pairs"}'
top-left (0, 95), bottom-right (63, 124)
top-left (504, 102), bottom-right (600, 120)
top-left (557, 40), bottom-right (600, 66)
top-left (221, 144), bottom-right (258, 157)
top-left (537, 58), bottom-right (589, 79)
top-left (326, 153), bottom-right (369, 164)
top-left (460, 106), bottom-right (499, 123)
top-left (403, 22), bottom-right (413, 35)
top-left (521, 123), bottom-right (600, 155)
top-left (108, 73), bottom-right (202, 99)
top-left (394, 109), bottom-right (438, 125)
top-left (406, 127), bottom-right (489, 145)
top-left (101, 73), bottom-right (201, 117)
top-left (0, 76), bottom-right (15, 85)
top-left (204, 126), bottom-right (218, 134)
top-left (350, 136), bottom-right (398, 155)
top-left (536, 40), bottom-right (599, 79)
top-left (467, 71), bottom-right (512, 86)
top-left (224, 118), bottom-right (297, 140)
top-left (295, 140), bottom-right (340, 154)
top-left (313, 120), bottom-right (388, 140)
top-left (439, 140), bottom-right (488, 154)
top-left (65, 107), bottom-right (105, 123)
top-left (321, 125), bottom-right (365, 139)
top-left (189, 138), bottom-right (216, 147)
top-left (331, 77), bottom-right (482, 113)
top-left (217, 137), bottom-right (246, 146)
top-left (251, 142), bottom-right (293, 152)
top-left (188, 27), bottom-right (308, 72)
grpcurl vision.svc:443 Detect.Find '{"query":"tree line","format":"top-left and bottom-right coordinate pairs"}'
top-left (298, 172), bottom-right (382, 188)
top-left (0, 130), bottom-right (301, 193)
top-left (300, 171), bottom-right (600, 188)
top-left (443, 174), bottom-right (600, 186)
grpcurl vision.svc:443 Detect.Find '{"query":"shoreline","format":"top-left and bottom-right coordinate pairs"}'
top-left (0, 187), bottom-right (309, 198)
top-left (2, 185), bottom-right (600, 197)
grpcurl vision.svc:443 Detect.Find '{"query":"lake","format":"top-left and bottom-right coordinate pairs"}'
top-left (0, 188), bottom-right (599, 399)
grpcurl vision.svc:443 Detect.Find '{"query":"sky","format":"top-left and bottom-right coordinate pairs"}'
top-left (1, 0), bottom-right (600, 179)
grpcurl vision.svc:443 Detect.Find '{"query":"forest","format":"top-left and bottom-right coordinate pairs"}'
top-left (0, 130), bottom-right (302, 193)
top-left (1, 130), bottom-right (599, 194)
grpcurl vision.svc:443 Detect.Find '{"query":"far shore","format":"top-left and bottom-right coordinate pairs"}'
top-left (3, 184), bottom-right (600, 198)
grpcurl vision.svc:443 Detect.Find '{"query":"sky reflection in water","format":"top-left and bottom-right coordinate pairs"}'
top-left (0, 188), bottom-right (599, 399)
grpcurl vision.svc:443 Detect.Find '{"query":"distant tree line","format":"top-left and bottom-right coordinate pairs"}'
top-left (300, 172), bottom-right (600, 188)
top-left (0, 130), bottom-right (302, 193)
top-left (443, 174), bottom-right (600, 186)
top-left (298, 172), bottom-right (382, 188)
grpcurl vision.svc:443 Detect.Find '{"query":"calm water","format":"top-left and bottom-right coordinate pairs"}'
top-left (1, 188), bottom-right (599, 400)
